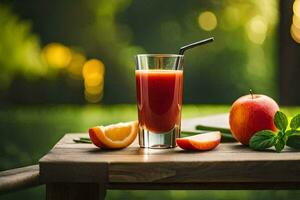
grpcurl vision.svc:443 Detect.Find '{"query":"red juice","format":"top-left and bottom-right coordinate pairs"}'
top-left (136, 70), bottom-right (183, 133)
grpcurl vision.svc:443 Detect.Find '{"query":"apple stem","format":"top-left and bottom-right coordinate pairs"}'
top-left (249, 89), bottom-right (254, 99)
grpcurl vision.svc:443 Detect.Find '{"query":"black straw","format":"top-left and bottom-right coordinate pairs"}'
top-left (179, 37), bottom-right (214, 55)
top-left (175, 37), bottom-right (214, 70)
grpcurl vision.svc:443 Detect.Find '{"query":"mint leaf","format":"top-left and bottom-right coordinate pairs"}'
top-left (290, 114), bottom-right (300, 130)
top-left (249, 130), bottom-right (276, 150)
top-left (274, 111), bottom-right (288, 131)
top-left (275, 136), bottom-right (285, 152)
top-left (277, 130), bottom-right (284, 138)
top-left (285, 130), bottom-right (300, 136)
top-left (286, 133), bottom-right (300, 149)
top-left (286, 130), bottom-right (294, 137)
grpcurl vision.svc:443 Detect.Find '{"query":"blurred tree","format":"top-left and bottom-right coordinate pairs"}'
top-left (10, 0), bottom-right (145, 103)
top-left (0, 5), bottom-right (46, 90)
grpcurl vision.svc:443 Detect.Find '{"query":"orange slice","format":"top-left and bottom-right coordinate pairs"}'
top-left (89, 121), bottom-right (138, 149)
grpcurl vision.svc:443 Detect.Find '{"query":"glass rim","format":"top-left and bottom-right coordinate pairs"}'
top-left (136, 54), bottom-right (184, 58)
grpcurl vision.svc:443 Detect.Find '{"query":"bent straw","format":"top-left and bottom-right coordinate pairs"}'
top-left (179, 37), bottom-right (214, 55)
top-left (176, 37), bottom-right (214, 69)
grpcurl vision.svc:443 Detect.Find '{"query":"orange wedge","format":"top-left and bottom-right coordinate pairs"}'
top-left (89, 121), bottom-right (138, 149)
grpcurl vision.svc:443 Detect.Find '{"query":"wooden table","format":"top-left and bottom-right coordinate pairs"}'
top-left (39, 114), bottom-right (300, 200)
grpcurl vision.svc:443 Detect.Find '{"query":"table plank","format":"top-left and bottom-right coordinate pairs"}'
top-left (39, 114), bottom-right (300, 188)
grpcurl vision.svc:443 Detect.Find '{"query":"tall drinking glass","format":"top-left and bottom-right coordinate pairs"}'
top-left (135, 54), bottom-right (184, 148)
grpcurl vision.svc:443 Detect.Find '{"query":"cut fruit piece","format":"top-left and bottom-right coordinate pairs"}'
top-left (176, 131), bottom-right (221, 151)
top-left (89, 121), bottom-right (138, 149)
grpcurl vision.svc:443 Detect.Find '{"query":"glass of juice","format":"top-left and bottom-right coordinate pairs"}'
top-left (135, 54), bottom-right (184, 148)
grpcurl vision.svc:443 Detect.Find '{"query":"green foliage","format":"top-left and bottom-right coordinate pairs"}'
top-left (274, 111), bottom-right (288, 131)
top-left (249, 130), bottom-right (276, 150)
top-left (286, 133), bottom-right (300, 149)
top-left (275, 135), bottom-right (286, 152)
top-left (249, 111), bottom-right (300, 152)
top-left (0, 5), bottom-right (46, 89)
top-left (290, 114), bottom-right (300, 130)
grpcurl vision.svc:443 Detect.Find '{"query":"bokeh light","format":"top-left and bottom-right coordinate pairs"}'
top-left (291, 23), bottom-right (300, 43)
top-left (82, 59), bottom-right (105, 103)
top-left (247, 16), bottom-right (267, 44)
top-left (198, 11), bottom-right (217, 31)
top-left (67, 52), bottom-right (86, 80)
top-left (82, 59), bottom-right (105, 79)
top-left (293, 0), bottom-right (300, 18)
top-left (84, 90), bottom-right (103, 103)
top-left (42, 43), bottom-right (72, 68)
top-left (84, 73), bottom-right (104, 87)
top-left (84, 84), bottom-right (104, 95)
top-left (291, 0), bottom-right (300, 43)
top-left (293, 15), bottom-right (300, 29)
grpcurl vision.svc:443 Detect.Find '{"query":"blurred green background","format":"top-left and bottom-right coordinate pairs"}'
top-left (1, 0), bottom-right (300, 199)
top-left (0, 0), bottom-right (279, 104)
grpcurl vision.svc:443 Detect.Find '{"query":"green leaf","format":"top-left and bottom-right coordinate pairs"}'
top-left (286, 133), bottom-right (300, 149)
top-left (286, 130), bottom-right (300, 137)
top-left (249, 130), bottom-right (276, 150)
top-left (286, 130), bottom-right (294, 137)
top-left (277, 130), bottom-right (284, 137)
top-left (275, 136), bottom-right (285, 152)
top-left (79, 137), bottom-right (91, 141)
top-left (73, 137), bottom-right (91, 144)
top-left (290, 114), bottom-right (300, 130)
top-left (219, 133), bottom-right (237, 142)
top-left (274, 111), bottom-right (288, 131)
top-left (73, 139), bottom-right (91, 143)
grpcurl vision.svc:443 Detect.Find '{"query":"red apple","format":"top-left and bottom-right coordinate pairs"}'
top-left (176, 131), bottom-right (221, 151)
top-left (229, 94), bottom-right (279, 145)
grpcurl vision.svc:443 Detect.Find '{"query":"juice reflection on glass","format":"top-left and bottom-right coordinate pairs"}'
top-left (135, 54), bottom-right (184, 148)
